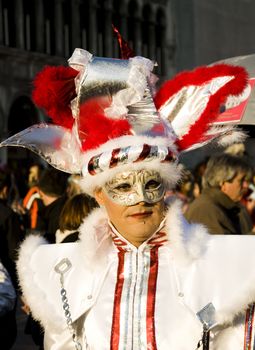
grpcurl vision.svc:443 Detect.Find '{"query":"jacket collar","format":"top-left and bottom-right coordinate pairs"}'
top-left (78, 199), bottom-right (210, 266)
top-left (202, 187), bottom-right (239, 210)
top-left (78, 202), bottom-right (255, 327)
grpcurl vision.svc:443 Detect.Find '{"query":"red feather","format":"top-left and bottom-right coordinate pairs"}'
top-left (154, 64), bottom-right (248, 151)
top-left (32, 66), bottom-right (79, 129)
top-left (112, 25), bottom-right (135, 59)
top-left (78, 99), bottom-right (132, 151)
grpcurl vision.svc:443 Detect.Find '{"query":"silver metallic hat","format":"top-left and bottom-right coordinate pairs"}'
top-left (0, 48), bottom-right (250, 195)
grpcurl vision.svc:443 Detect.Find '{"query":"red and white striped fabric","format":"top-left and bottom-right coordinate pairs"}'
top-left (244, 304), bottom-right (255, 350)
top-left (109, 229), bottom-right (168, 350)
top-left (86, 144), bottom-right (176, 176)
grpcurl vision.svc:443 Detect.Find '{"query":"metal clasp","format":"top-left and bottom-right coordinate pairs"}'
top-left (54, 258), bottom-right (72, 275)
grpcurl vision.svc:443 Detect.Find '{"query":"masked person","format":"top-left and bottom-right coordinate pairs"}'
top-left (2, 46), bottom-right (255, 350)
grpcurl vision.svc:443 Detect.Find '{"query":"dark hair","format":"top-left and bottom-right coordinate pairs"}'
top-left (203, 153), bottom-right (253, 189)
top-left (0, 170), bottom-right (11, 192)
top-left (59, 193), bottom-right (98, 231)
top-left (38, 167), bottom-right (68, 197)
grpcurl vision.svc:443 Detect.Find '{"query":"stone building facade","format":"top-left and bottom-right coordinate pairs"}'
top-left (0, 0), bottom-right (175, 166)
top-left (173, 0), bottom-right (255, 70)
top-left (0, 0), bottom-right (255, 169)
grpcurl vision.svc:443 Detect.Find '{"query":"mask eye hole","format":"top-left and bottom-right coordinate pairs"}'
top-left (145, 180), bottom-right (161, 190)
top-left (115, 183), bottom-right (132, 192)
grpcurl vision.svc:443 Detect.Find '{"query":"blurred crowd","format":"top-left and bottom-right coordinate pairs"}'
top-left (0, 160), bottom-right (98, 349)
top-left (1, 142), bottom-right (255, 349)
top-left (167, 143), bottom-right (255, 235)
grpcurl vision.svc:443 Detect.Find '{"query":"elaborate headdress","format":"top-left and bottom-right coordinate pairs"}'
top-left (0, 47), bottom-right (250, 196)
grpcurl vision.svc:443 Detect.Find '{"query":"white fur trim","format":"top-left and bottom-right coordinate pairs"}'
top-left (17, 235), bottom-right (94, 329)
top-left (17, 201), bottom-right (255, 329)
top-left (164, 198), bottom-right (210, 265)
top-left (79, 207), bottom-right (112, 258)
top-left (215, 270), bottom-right (255, 325)
top-left (216, 129), bottom-right (247, 147)
top-left (79, 200), bottom-right (209, 266)
top-left (79, 135), bottom-right (180, 196)
top-left (16, 235), bottom-right (60, 327)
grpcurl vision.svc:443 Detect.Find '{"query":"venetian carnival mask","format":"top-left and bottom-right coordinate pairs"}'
top-left (103, 170), bottom-right (165, 206)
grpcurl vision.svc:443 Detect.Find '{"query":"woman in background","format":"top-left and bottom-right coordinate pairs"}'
top-left (56, 193), bottom-right (98, 243)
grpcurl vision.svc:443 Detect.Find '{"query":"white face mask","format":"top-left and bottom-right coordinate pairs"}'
top-left (103, 170), bottom-right (166, 206)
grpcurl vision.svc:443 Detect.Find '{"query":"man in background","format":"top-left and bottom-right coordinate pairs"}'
top-left (185, 153), bottom-right (254, 235)
top-left (23, 163), bottom-right (45, 231)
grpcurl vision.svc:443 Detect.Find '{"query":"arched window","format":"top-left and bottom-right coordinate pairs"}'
top-left (7, 97), bottom-right (43, 184)
top-left (127, 1), bottom-right (138, 51)
top-left (156, 9), bottom-right (166, 76)
top-left (112, 0), bottom-right (121, 30)
top-left (79, 0), bottom-right (90, 50)
top-left (22, 0), bottom-right (36, 51)
top-left (2, 0), bottom-right (15, 47)
top-left (96, 0), bottom-right (105, 56)
top-left (142, 4), bottom-right (152, 58)
top-left (62, 0), bottom-right (72, 57)
top-left (8, 96), bottom-right (39, 136)
top-left (112, 0), bottom-right (121, 57)
top-left (43, 0), bottom-right (55, 55)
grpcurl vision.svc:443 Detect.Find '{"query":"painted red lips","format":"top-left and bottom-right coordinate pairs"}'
top-left (129, 211), bottom-right (153, 218)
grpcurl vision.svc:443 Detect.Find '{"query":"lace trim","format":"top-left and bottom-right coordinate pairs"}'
top-left (104, 56), bottom-right (155, 119)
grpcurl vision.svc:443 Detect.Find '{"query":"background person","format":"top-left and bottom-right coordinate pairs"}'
top-left (56, 193), bottom-right (98, 243)
top-left (66, 174), bottom-right (83, 198)
top-left (185, 152), bottom-right (254, 234)
top-left (165, 167), bottom-right (195, 213)
top-left (0, 168), bottom-right (24, 288)
top-left (36, 167), bottom-right (69, 243)
top-left (22, 163), bottom-right (45, 231)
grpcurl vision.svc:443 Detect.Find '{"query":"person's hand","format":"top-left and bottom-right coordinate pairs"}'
top-left (20, 295), bottom-right (30, 315)
top-left (11, 200), bottom-right (26, 215)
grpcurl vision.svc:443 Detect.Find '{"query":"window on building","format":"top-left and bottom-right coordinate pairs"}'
top-left (62, 0), bottom-right (72, 57)
top-left (97, 0), bottom-right (105, 56)
top-left (156, 9), bottom-right (167, 76)
top-left (23, 0), bottom-right (36, 51)
top-left (127, 0), bottom-right (138, 52)
top-left (112, 0), bottom-right (121, 57)
top-left (80, 0), bottom-right (90, 50)
top-left (142, 4), bottom-right (151, 58)
top-left (44, 0), bottom-right (55, 55)
top-left (8, 96), bottom-right (39, 136)
top-left (2, 0), bottom-right (15, 47)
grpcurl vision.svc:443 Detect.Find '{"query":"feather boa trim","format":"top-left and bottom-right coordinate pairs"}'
top-left (17, 200), bottom-right (255, 328)
top-left (154, 64), bottom-right (248, 151)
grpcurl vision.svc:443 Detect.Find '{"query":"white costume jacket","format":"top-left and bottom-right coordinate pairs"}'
top-left (17, 200), bottom-right (255, 350)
